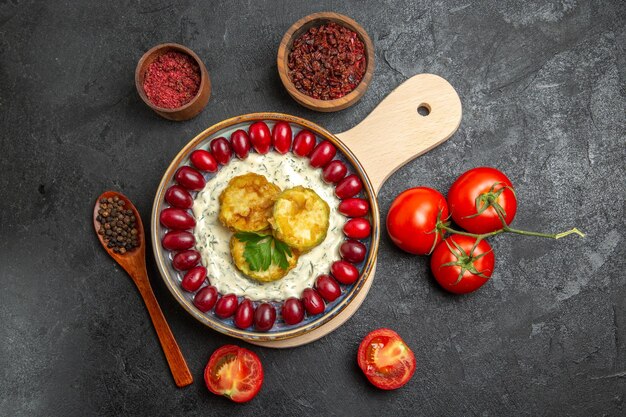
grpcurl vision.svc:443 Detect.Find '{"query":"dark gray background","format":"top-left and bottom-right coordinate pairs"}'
top-left (1, 0), bottom-right (625, 416)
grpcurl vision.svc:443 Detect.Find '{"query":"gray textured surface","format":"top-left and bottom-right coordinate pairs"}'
top-left (1, 0), bottom-right (625, 416)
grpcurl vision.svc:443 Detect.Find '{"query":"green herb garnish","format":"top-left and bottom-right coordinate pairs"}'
top-left (235, 232), bottom-right (292, 271)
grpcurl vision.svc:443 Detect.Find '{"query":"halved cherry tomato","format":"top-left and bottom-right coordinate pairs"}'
top-left (357, 328), bottom-right (416, 390)
top-left (430, 234), bottom-right (494, 294)
top-left (204, 345), bottom-right (263, 403)
top-left (448, 167), bottom-right (517, 234)
top-left (386, 187), bottom-right (448, 255)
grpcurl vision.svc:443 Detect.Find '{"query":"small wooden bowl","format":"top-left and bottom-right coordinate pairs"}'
top-left (277, 12), bottom-right (375, 112)
top-left (135, 43), bottom-right (211, 121)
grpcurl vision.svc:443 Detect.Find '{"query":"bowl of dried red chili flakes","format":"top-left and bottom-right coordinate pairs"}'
top-left (277, 12), bottom-right (375, 113)
top-left (135, 43), bottom-right (212, 121)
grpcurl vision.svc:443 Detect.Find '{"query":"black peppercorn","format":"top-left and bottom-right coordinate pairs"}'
top-left (96, 196), bottom-right (140, 254)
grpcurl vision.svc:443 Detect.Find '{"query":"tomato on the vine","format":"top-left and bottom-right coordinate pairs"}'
top-left (204, 345), bottom-right (263, 403)
top-left (430, 234), bottom-right (495, 294)
top-left (357, 328), bottom-right (416, 390)
top-left (448, 167), bottom-right (517, 234)
top-left (386, 187), bottom-right (448, 255)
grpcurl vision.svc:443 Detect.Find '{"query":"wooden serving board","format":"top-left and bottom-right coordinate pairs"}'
top-left (252, 74), bottom-right (462, 348)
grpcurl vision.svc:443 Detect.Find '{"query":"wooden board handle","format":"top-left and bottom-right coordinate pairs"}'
top-left (252, 74), bottom-right (461, 349)
top-left (336, 74), bottom-right (462, 193)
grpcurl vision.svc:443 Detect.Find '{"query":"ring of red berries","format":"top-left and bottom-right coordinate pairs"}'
top-left (159, 120), bottom-right (372, 332)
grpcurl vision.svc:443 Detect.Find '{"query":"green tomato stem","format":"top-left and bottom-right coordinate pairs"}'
top-left (503, 226), bottom-right (585, 239)
top-left (441, 225), bottom-right (585, 241)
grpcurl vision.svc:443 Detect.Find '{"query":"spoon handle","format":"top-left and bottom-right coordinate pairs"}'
top-left (134, 268), bottom-right (194, 387)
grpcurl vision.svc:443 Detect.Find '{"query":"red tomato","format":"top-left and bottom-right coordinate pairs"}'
top-left (430, 234), bottom-right (494, 294)
top-left (386, 187), bottom-right (448, 255)
top-left (248, 122), bottom-right (271, 154)
top-left (357, 328), bottom-right (416, 390)
top-left (272, 122), bottom-right (293, 154)
top-left (204, 345), bottom-right (263, 403)
top-left (448, 167), bottom-right (517, 234)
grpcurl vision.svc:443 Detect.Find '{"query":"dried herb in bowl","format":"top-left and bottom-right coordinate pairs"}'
top-left (287, 22), bottom-right (366, 100)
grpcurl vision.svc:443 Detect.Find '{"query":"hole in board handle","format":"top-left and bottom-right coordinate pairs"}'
top-left (417, 103), bottom-right (431, 116)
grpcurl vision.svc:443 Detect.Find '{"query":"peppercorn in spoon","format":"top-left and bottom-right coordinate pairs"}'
top-left (93, 191), bottom-right (193, 387)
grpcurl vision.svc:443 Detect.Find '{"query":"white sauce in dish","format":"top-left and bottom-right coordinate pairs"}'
top-left (193, 152), bottom-right (345, 301)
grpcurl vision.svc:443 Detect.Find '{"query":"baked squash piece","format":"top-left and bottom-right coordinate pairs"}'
top-left (270, 186), bottom-right (330, 252)
top-left (219, 173), bottom-right (281, 232)
top-left (230, 234), bottom-right (298, 282)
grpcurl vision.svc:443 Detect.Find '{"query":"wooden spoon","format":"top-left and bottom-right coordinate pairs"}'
top-left (93, 191), bottom-right (193, 387)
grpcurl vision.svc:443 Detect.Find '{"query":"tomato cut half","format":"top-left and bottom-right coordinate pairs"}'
top-left (204, 345), bottom-right (263, 403)
top-left (357, 328), bottom-right (416, 390)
